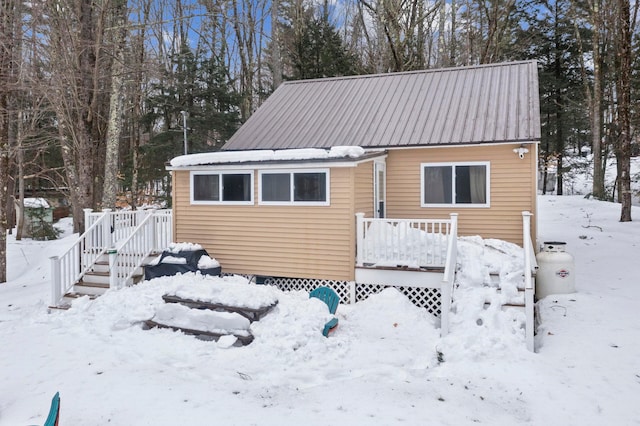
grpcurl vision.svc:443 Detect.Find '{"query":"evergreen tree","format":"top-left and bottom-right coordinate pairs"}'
top-left (139, 42), bottom-right (240, 194)
top-left (516, 0), bottom-right (590, 194)
top-left (276, 3), bottom-right (360, 81)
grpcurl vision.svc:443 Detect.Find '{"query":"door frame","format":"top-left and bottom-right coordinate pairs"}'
top-left (373, 160), bottom-right (386, 218)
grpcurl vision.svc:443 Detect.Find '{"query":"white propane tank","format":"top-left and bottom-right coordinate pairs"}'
top-left (535, 241), bottom-right (576, 299)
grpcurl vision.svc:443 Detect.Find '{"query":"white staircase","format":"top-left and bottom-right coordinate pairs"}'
top-left (50, 209), bottom-right (172, 308)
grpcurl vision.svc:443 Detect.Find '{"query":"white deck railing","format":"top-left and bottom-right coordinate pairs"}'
top-left (50, 211), bottom-right (113, 306)
top-left (355, 213), bottom-right (458, 268)
top-left (439, 213), bottom-right (458, 336)
top-left (522, 211), bottom-right (538, 352)
top-left (50, 209), bottom-right (172, 306)
top-left (108, 209), bottom-right (173, 288)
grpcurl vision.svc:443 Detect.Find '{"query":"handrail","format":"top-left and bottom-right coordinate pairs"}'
top-left (110, 209), bottom-right (173, 288)
top-left (440, 213), bottom-right (458, 337)
top-left (110, 211), bottom-right (156, 288)
top-left (522, 211), bottom-right (537, 352)
top-left (50, 210), bottom-right (112, 306)
top-left (50, 209), bottom-right (173, 306)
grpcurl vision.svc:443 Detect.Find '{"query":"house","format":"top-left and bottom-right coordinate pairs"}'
top-left (166, 61), bottom-right (540, 342)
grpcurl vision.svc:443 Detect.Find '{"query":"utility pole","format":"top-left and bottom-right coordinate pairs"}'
top-left (181, 110), bottom-right (188, 155)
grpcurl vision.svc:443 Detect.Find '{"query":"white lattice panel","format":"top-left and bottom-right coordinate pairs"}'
top-left (356, 283), bottom-right (441, 317)
top-left (264, 277), bottom-right (353, 303)
top-left (262, 276), bottom-right (441, 317)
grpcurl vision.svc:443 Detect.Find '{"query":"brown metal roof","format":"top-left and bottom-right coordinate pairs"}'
top-left (223, 61), bottom-right (541, 151)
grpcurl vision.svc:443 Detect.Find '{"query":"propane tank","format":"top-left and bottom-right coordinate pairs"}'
top-left (535, 241), bottom-right (576, 299)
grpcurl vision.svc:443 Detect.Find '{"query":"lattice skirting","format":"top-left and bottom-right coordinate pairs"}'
top-left (262, 276), bottom-right (442, 318)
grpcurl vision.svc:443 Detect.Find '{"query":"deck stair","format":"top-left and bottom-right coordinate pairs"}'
top-left (483, 272), bottom-right (535, 313)
top-left (64, 253), bottom-right (160, 300)
top-left (50, 209), bottom-right (172, 309)
top-left (354, 211), bottom-right (537, 352)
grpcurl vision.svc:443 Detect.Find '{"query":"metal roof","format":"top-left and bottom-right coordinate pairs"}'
top-left (223, 61), bottom-right (541, 151)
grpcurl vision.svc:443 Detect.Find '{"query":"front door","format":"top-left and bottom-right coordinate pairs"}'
top-left (374, 162), bottom-right (386, 218)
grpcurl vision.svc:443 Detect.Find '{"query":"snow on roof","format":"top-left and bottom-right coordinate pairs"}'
top-left (169, 146), bottom-right (370, 168)
top-left (23, 198), bottom-right (50, 209)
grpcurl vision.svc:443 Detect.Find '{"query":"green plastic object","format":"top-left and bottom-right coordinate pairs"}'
top-left (322, 317), bottom-right (339, 337)
top-left (309, 286), bottom-right (339, 314)
top-left (44, 392), bottom-right (60, 426)
top-left (310, 287), bottom-right (340, 336)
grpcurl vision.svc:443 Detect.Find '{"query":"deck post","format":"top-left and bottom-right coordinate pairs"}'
top-left (522, 211), bottom-right (535, 352)
top-left (148, 209), bottom-right (157, 251)
top-left (355, 213), bottom-right (365, 267)
top-left (108, 248), bottom-right (118, 289)
top-left (440, 213), bottom-right (458, 337)
top-left (50, 256), bottom-right (61, 306)
top-left (349, 281), bottom-right (356, 304)
top-left (83, 208), bottom-right (94, 251)
top-left (83, 208), bottom-right (93, 229)
top-left (101, 208), bottom-right (113, 249)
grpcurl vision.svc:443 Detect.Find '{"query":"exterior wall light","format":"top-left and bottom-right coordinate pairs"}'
top-left (514, 145), bottom-right (529, 159)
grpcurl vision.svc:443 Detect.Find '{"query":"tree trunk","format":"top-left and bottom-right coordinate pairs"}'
top-left (0, 0), bottom-right (19, 283)
top-left (15, 111), bottom-right (24, 240)
top-left (615, 0), bottom-right (632, 221)
top-left (101, 0), bottom-right (128, 210)
top-left (591, 0), bottom-right (605, 200)
top-left (45, 0), bottom-right (109, 233)
top-left (270, 0), bottom-right (283, 89)
top-left (554, 6), bottom-right (564, 196)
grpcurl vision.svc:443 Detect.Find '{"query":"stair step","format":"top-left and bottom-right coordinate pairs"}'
top-left (64, 292), bottom-right (100, 300)
top-left (76, 279), bottom-right (109, 288)
top-left (73, 280), bottom-right (109, 296)
top-left (48, 303), bottom-right (71, 311)
top-left (82, 271), bottom-right (111, 285)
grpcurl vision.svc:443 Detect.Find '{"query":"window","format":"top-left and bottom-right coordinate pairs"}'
top-left (191, 172), bottom-right (253, 204)
top-left (421, 162), bottom-right (489, 207)
top-left (259, 170), bottom-right (329, 205)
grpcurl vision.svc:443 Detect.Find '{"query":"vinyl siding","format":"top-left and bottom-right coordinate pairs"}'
top-left (385, 144), bottom-right (537, 245)
top-left (173, 167), bottom-right (359, 281)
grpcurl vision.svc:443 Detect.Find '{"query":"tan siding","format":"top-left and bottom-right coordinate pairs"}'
top-left (354, 161), bottom-right (374, 216)
top-left (385, 145), bottom-right (537, 245)
top-left (173, 167), bottom-right (357, 281)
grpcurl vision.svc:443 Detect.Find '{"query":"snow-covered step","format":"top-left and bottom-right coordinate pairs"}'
top-left (144, 303), bottom-right (254, 346)
top-left (72, 280), bottom-right (109, 296)
top-left (82, 270), bottom-right (110, 285)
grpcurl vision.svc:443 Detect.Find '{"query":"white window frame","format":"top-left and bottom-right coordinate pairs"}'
top-left (258, 169), bottom-right (331, 206)
top-left (420, 161), bottom-right (490, 208)
top-left (190, 170), bottom-right (254, 205)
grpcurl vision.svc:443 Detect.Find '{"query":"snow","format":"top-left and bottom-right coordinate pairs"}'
top-left (1, 199), bottom-right (640, 425)
top-left (169, 146), bottom-right (369, 167)
top-left (23, 197), bottom-right (51, 209)
top-left (158, 256), bottom-right (187, 264)
top-left (197, 254), bottom-right (220, 269)
top-left (166, 242), bottom-right (203, 253)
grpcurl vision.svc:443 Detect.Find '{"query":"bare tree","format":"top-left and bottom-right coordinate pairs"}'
top-left (358, 0), bottom-right (439, 72)
top-left (0, 0), bottom-right (19, 282)
top-left (613, 0), bottom-right (636, 221)
top-left (102, 0), bottom-right (129, 209)
top-left (42, 0), bottom-right (111, 232)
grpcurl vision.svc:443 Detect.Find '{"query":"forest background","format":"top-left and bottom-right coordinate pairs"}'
top-left (0, 0), bottom-right (638, 283)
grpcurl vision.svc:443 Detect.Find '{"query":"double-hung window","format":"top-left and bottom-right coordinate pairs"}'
top-left (421, 162), bottom-right (490, 207)
top-left (191, 171), bottom-right (253, 204)
top-left (259, 170), bottom-right (330, 205)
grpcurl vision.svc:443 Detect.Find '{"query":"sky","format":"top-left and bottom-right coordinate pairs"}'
top-left (0, 169), bottom-right (639, 425)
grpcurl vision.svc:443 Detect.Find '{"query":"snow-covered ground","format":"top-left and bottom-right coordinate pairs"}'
top-left (1, 195), bottom-right (639, 425)
top-left (554, 154), bottom-right (640, 205)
